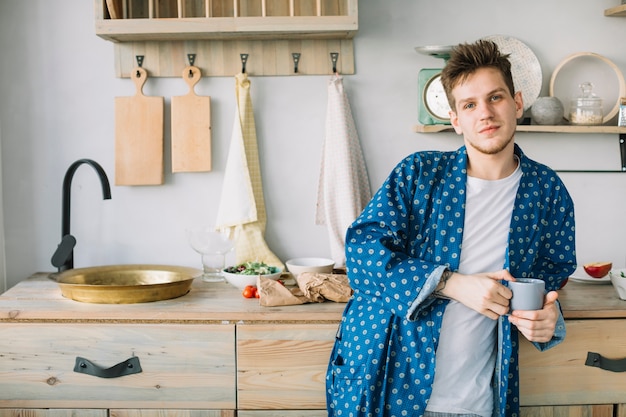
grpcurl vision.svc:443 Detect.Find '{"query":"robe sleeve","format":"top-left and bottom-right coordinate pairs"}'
top-left (345, 153), bottom-right (456, 320)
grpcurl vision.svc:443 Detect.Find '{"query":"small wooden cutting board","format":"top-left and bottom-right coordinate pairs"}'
top-left (115, 67), bottom-right (164, 185)
top-left (171, 66), bottom-right (212, 172)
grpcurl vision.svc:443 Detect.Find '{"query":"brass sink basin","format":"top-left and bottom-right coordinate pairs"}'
top-left (51, 264), bottom-right (202, 304)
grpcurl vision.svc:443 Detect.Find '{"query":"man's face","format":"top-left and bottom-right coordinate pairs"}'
top-left (449, 67), bottom-right (523, 156)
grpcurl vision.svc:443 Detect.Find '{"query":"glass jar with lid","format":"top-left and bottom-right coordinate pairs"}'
top-left (569, 82), bottom-right (603, 125)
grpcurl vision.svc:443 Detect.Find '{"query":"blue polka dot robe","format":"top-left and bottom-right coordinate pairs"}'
top-left (326, 144), bottom-right (576, 417)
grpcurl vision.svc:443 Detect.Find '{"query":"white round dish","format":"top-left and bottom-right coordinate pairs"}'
top-left (569, 266), bottom-right (611, 285)
top-left (286, 257), bottom-right (335, 277)
top-left (482, 35), bottom-right (542, 111)
top-left (549, 52), bottom-right (626, 124)
top-left (414, 45), bottom-right (454, 60)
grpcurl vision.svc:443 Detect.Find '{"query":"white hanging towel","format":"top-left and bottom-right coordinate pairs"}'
top-left (315, 74), bottom-right (372, 268)
top-left (215, 73), bottom-right (283, 269)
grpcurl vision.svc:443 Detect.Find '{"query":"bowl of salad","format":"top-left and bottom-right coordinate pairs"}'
top-left (222, 261), bottom-right (283, 290)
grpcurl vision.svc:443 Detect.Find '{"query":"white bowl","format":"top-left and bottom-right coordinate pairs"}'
top-left (222, 268), bottom-right (282, 290)
top-left (285, 257), bottom-right (335, 277)
top-left (609, 269), bottom-right (626, 300)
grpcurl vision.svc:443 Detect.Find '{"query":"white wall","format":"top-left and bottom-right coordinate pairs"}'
top-left (0, 0), bottom-right (625, 289)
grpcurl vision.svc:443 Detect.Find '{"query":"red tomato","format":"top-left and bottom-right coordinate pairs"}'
top-left (255, 289), bottom-right (261, 298)
top-left (242, 285), bottom-right (257, 298)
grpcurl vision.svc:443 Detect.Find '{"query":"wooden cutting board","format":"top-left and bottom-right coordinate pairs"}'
top-left (171, 66), bottom-right (212, 172)
top-left (115, 67), bottom-right (164, 185)
top-left (106, 0), bottom-right (121, 19)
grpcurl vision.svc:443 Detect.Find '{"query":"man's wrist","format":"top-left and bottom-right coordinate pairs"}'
top-left (434, 269), bottom-right (453, 298)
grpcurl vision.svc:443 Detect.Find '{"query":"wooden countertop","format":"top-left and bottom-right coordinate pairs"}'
top-left (1, 273), bottom-right (625, 323)
top-left (0, 273), bottom-right (346, 323)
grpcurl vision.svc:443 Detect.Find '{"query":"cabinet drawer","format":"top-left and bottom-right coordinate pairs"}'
top-left (0, 323), bottom-right (235, 409)
top-left (520, 318), bottom-right (626, 405)
top-left (236, 323), bottom-right (337, 410)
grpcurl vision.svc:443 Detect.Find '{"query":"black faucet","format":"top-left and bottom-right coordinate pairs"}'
top-left (51, 159), bottom-right (112, 272)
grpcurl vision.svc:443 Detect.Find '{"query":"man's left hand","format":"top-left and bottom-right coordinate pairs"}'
top-left (508, 291), bottom-right (559, 343)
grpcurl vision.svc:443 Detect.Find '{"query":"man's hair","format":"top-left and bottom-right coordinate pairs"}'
top-left (440, 40), bottom-right (515, 110)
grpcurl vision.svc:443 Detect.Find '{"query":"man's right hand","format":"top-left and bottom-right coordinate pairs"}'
top-left (438, 270), bottom-right (514, 320)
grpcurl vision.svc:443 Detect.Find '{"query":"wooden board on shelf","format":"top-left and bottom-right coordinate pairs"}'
top-left (105, 0), bottom-right (121, 19)
top-left (605, 4), bottom-right (626, 16)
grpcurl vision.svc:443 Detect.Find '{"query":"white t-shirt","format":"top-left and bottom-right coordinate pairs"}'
top-left (426, 160), bottom-right (522, 417)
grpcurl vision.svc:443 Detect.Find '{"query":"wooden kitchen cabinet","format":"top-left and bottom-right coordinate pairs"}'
top-left (94, 0), bottom-right (357, 76)
top-left (519, 319), bottom-right (626, 406)
top-left (2, 274), bottom-right (626, 415)
top-left (0, 274), bottom-right (343, 415)
top-left (236, 323), bottom-right (337, 410)
top-left (518, 282), bottom-right (626, 416)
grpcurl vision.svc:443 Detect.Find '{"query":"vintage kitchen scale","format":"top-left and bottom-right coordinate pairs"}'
top-left (416, 45), bottom-right (454, 125)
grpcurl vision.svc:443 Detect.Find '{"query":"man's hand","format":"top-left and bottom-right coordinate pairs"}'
top-left (508, 291), bottom-right (559, 343)
top-left (439, 270), bottom-right (514, 320)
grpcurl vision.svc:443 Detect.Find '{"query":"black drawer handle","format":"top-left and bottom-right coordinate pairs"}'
top-left (585, 351), bottom-right (626, 373)
top-left (73, 356), bottom-right (142, 378)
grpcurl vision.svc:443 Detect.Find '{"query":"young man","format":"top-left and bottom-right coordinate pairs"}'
top-left (325, 40), bottom-right (576, 417)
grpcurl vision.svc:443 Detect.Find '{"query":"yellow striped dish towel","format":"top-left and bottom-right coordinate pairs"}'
top-left (215, 73), bottom-right (283, 270)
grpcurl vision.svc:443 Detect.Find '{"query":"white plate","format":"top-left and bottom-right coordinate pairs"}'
top-left (569, 266), bottom-right (611, 284)
top-left (482, 35), bottom-right (542, 111)
top-left (550, 52), bottom-right (626, 124)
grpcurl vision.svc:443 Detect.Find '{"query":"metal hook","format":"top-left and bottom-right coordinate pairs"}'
top-left (135, 55), bottom-right (144, 78)
top-left (292, 53), bottom-right (301, 74)
top-left (240, 53), bottom-right (249, 74)
top-left (330, 52), bottom-right (339, 74)
top-left (187, 54), bottom-right (197, 78)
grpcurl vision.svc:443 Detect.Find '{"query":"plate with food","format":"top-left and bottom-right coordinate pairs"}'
top-left (222, 261), bottom-right (283, 289)
top-left (569, 264), bottom-right (612, 285)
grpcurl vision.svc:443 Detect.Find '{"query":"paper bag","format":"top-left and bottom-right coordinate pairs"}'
top-left (296, 272), bottom-right (353, 303)
top-left (257, 276), bottom-right (310, 307)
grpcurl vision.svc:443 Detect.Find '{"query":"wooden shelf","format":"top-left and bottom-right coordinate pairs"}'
top-left (413, 124), bottom-right (626, 173)
top-left (97, 0), bottom-right (358, 42)
top-left (96, 15), bottom-right (358, 42)
top-left (413, 124), bottom-right (626, 134)
top-left (605, 4), bottom-right (626, 16)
